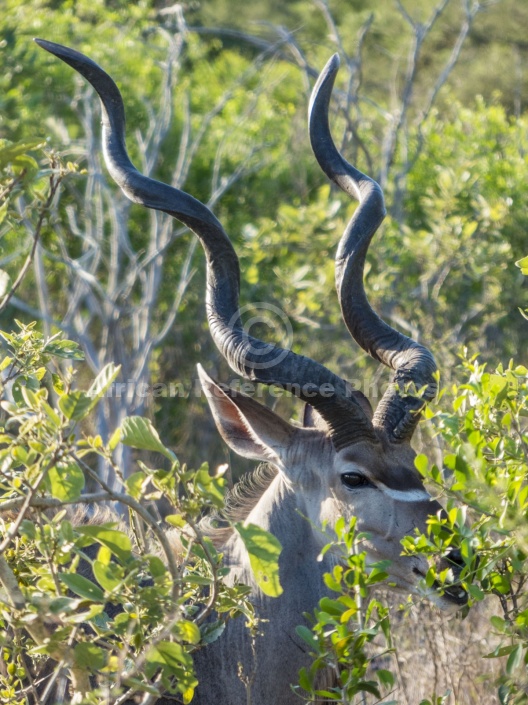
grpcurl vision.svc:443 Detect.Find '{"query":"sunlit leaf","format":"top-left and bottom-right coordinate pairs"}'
top-left (174, 620), bottom-right (201, 645)
top-left (120, 416), bottom-right (177, 461)
top-left (58, 391), bottom-right (92, 421)
top-left (76, 526), bottom-right (132, 564)
top-left (93, 560), bottom-right (123, 591)
top-left (59, 573), bottom-right (105, 602)
top-left (235, 522), bottom-right (282, 597)
top-left (47, 461), bottom-right (85, 501)
top-left (44, 339), bottom-right (85, 360)
top-left (74, 643), bottom-right (105, 671)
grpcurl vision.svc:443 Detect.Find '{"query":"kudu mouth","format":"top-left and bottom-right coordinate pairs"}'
top-left (413, 549), bottom-right (468, 609)
top-left (435, 548), bottom-right (469, 607)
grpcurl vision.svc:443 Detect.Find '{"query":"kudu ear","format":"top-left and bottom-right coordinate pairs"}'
top-left (303, 404), bottom-right (329, 431)
top-left (349, 390), bottom-right (374, 420)
top-left (197, 365), bottom-right (296, 466)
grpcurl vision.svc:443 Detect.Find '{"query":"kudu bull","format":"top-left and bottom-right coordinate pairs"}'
top-left (36, 40), bottom-right (467, 704)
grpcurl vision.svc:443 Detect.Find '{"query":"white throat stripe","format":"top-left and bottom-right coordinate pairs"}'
top-left (380, 486), bottom-right (431, 502)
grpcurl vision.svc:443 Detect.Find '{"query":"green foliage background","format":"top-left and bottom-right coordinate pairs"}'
top-left (1, 0), bottom-right (527, 470)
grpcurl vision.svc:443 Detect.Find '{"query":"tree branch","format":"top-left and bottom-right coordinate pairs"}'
top-left (0, 163), bottom-right (62, 314)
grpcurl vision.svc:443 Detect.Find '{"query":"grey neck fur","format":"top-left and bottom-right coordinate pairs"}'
top-left (190, 469), bottom-right (337, 705)
top-left (199, 463), bottom-right (278, 548)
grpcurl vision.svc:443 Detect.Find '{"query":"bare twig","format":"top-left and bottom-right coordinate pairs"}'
top-left (0, 170), bottom-right (26, 202)
top-left (0, 555), bottom-right (26, 609)
top-left (0, 554), bottom-right (91, 702)
top-left (381, 0), bottom-right (451, 188)
top-left (314, 0), bottom-right (350, 64)
top-left (0, 164), bottom-right (62, 314)
top-left (0, 490), bottom-right (111, 513)
top-left (0, 468), bottom-right (48, 555)
top-left (74, 454), bottom-right (182, 603)
top-left (389, 0), bottom-right (485, 213)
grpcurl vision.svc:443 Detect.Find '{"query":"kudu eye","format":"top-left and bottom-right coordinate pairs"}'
top-left (341, 472), bottom-right (372, 490)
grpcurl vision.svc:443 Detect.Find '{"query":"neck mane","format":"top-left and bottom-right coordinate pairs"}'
top-left (199, 463), bottom-right (279, 548)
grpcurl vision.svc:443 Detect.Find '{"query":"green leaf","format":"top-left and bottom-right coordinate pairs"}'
top-left (194, 464), bottom-right (225, 505)
top-left (74, 642), bottom-right (105, 671)
top-left (515, 256), bottom-right (528, 275)
top-left (41, 401), bottom-right (61, 427)
top-left (20, 385), bottom-right (39, 410)
top-left (44, 339), bottom-right (85, 360)
top-left (48, 596), bottom-right (81, 614)
top-left (0, 355), bottom-right (12, 372)
top-left (295, 625), bottom-right (318, 652)
top-left (467, 584), bottom-right (484, 600)
top-left (489, 573), bottom-right (510, 594)
top-left (108, 427), bottom-right (122, 451)
top-left (0, 202), bottom-right (9, 228)
top-left (120, 416), bottom-right (177, 461)
top-left (200, 621), bottom-right (225, 645)
top-left (146, 640), bottom-right (194, 675)
top-left (499, 684), bottom-right (511, 705)
top-left (166, 514), bottom-right (187, 528)
top-left (506, 644), bottom-right (523, 674)
top-left (58, 364), bottom-right (120, 422)
top-left (147, 555), bottom-right (167, 578)
top-left (318, 597), bottom-right (347, 616)
top-left (59, 391), bottom-right (92, 421)
top-left (356, 681), bottom-right (381, 697)
top-left (76, 526), bottom-right (132, 564)
top-left (51, 373), bottom-right (65, 395)
top-left (47, 461), bottom-right (85, 501)
top-left (93, 560), bottom-right (123, 591)
top-left (490, 616), bottom-right (507, 632)
top-left (324, 566), bottom-right (343, 592)
top-left (0, 139), bottom-right (43, 168)
top-left (87, 363), bottom-right (121, 402)
top-left (174, 620), bottom-right (201, 645)
top-left (298, 666), bottom-right (313, 693)
top-left (376, 669), bottom-right (395, 688)
top-left (125, 470), bottom-right (146, 499)
top-left (314, 690), bottom-right (340, 700)
top-left (12, 375), bottom-right (39, 404)
top-left (235, 522), bottom-right (282, 597)
top-left (59, 573), bottom-right (105, 602)
top-left (414, 453), bottom-right (429, 475)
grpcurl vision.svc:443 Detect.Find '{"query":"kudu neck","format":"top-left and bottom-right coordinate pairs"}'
top-left (225, 471), bottom-right (332, 596)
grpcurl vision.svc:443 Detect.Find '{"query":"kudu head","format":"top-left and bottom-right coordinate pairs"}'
top-left (36, 42), bottom-right (467, 609)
